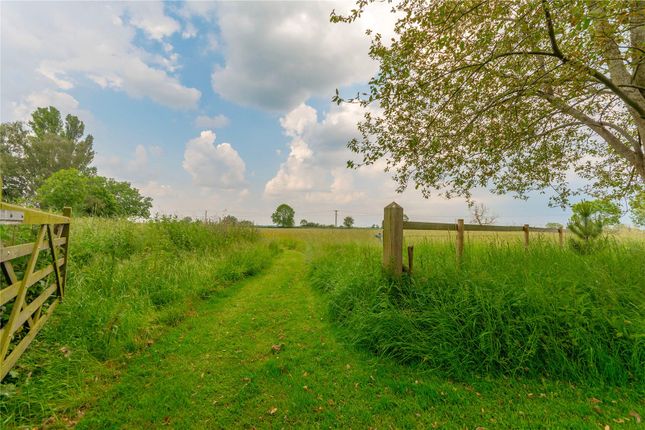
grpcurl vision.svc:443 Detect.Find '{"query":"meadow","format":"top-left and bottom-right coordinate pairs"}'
top-left (1, 222), bottom-right (644, 428)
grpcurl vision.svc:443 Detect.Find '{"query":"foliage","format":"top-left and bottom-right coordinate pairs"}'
top-left (1, 106), bottom-right (95, 200)
top-left (545, 222), bottom-right (564, 229)
top-left (469, 203), bottom-right (497, 225)
top-left (0, 217), bottom-right (277, 427)
top-left (309, 240), bottom-right (645, 385)
top-left (36, 168), bottom-right (152, 217)
top-left (567, 199), bottom-right (620, 253)
top-left (631, 189), bottom-right (645, 227)
top-left (343, 216), bottom-right (355, 228)
top-left (271, 203), bottom-right (295, 227)
top-left (332, 0), bottom-right (645, 206)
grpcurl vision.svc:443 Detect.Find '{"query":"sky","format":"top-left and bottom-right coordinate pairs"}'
top-left (0, 0), bottom-right (579, 227)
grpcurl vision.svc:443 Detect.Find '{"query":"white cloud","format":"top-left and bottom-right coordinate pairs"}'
top-left (182, 131), bottom-right (246, 189)
top-left (194, 114), bottom-right (230, 129)
top-left (0, 1), bottom-right (200, 119)
top-left (10, 89), bottom-right (84, 121)
top-left (210, 2), bottom-right (396, 111)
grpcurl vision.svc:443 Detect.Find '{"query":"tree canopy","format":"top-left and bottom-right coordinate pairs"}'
top-left (332, 0), bottom-right (645, 206)
top-left (271, 204), bottom-right (295, 227)
top-left (343, 216), bottom-right (355, 228)
top-left (37, 168), bottom-right (152, 218)
top-left (1, 106), bottom-right (95, 200)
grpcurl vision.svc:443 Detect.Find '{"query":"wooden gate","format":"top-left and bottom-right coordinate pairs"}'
top-left (0, 203), bottom-right (71, 380)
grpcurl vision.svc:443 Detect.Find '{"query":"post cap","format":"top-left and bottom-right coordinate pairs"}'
top-left (385, 202), bottom-right (402, 209)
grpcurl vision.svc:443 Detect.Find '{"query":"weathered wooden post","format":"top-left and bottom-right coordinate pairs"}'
top-left (456, 219), bottom-right (464, 265)
top-left (60, 207), bottom-right (72, 297)
top-left (558, 227), bottom-right (564, 248)
top-left (407, 246), bottom-right (414, 274)
top-left (383, 202), bottom-right (403, 276)
top-left (523, 224), bottom-right (529, 250)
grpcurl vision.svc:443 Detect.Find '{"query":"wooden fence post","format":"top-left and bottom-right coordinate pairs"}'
top-left (407, 246), bottom-right (414, 275)
top-left (383, 202), bottom-right (403, 276)
top-left (456, 219), bottom-right (464, 265)
top-left (558, 227), bottom-right (564, 248)
top-left (523, 224), bottom-right (529, 249)
top-left (60, 207), bottom-right (72, 297)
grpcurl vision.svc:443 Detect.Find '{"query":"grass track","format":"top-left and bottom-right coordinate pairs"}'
top-left (74, 250), bottom-right (643, 429)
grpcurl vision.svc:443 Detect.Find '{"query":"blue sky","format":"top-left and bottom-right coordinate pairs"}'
top-left (1, 1), bottom-right (579, 226)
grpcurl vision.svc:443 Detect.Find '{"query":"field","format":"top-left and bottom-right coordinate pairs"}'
top-left (1, 221), bottom-right (644, 428)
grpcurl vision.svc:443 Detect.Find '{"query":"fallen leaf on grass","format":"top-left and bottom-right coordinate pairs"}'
top-left (271, 344), bottom-right (283, 353)
top-left (594, 406), bottom-right (603, 414)
top-left (59, 347), bottom-right (71, 358)
top-left (590, 397), bottom-right (602, 404)
top-left (604, 425), bottom-right (610, 430)
top-left (268, 407), bottom-right (278, 415)
top-left (629, 411), bottom-right (641, 423)
top-left (327, 399), bottom-right (335, 406)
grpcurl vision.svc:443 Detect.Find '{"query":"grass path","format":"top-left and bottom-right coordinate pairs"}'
top-left (76, 250), bottom-right (643, 429)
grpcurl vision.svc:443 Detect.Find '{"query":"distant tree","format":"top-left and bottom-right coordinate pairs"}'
top-left (221, 215), bottom-right (239, 225)
top-left (545, 222), bottom-right (564, 229)
top-left (271, 203), bottom-right (295, 227)
top-left (0, 122), bottom-right (29, 201)
top-left (1, 106), bottom-right (95, 200)
top-left (343, 216), bottom-right (355, 228)
top-left (333, 1), bottom-right (645, 206)
top-left (470, 203), bottom-right (497, 226)
top-left (567, 200), bottom-right (621, 253)
top-left (630, 190), bottom-right (645, 227)
top-left (403, 214), bottom-right (409, 222)
top-left (37, 169), bottom-right (152, 217)
top-left (300, 219), bottom-right (309, 227)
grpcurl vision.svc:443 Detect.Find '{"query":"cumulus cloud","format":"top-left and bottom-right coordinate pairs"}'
top-left (0, 1), bottom-right (200, 120)
top-left (183, 131), bottom-right (246, 189)
top-left (210, 2), bottom-right (396, 111)
top-left (194, 114), bottom-right (230, 129)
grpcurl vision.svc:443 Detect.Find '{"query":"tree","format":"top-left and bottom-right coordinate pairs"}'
top-left (1, 106), bottom-right (95, 199)
top-left (567, 199), bottom-right (620, 253)
top-left (36, 169), bottom-right (152, 217)
top-left (343, 216), bottom-right (355, 228)
top-left (332, 1), bottom-right (645, 206)
top-left (630, 190), bottom-right (645, 227)
top-left (469, 203), bottom-right (497, 225)
top-left (271, 204), bottom-right (295, 227)
top-left (545, 222), bottom-right (564, 229)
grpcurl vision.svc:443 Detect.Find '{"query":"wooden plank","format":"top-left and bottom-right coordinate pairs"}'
top-left (11, 284), bottom-right (57, 331)
top-left (383, 202), bottom-right (403, 276)
top-left (0, 258), bottom-right (65, 305)
top-left (1, 237), bottom-right (66, 263)
top-left (0, 202), bottom-right (70, 225)
top-left (403, 221), bottom-right (456, 231)
top-left (0, 225), bottom-right (47, 362)
top-left (60, 207), bottom-right (72, 293)
top-left (47, 224), bottom-right (64, 299)
top-left (523, 224), bottom-right (529, 249)
top-left (456, 219), bottom-right (464, 264)
top-left (0, 299), bottom-right (59, 380)
top-left (464, 224), bottom-right (525, 232)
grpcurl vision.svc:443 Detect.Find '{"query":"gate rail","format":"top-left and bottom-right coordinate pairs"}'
top-left (0, 203), bottom-right (71, 380)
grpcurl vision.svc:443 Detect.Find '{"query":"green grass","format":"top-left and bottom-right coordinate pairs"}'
top-left (1, 225), bottom-right (644, 428)
top-left (1, 218), bottom-right (278, 428)
top-left (308, 238), bottom-right (645, 385)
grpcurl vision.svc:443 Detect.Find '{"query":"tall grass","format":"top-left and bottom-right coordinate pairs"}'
top-left (1, 217), bottom-right (279, 426)
top-left (309, 239), bottom-right (645, 385)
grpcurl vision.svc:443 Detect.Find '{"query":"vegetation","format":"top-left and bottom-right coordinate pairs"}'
top-left (36, 168), bottom-right (152, 217)
top-left (1, 106), bottom-right (95, 200)
top-left (469, 203), bottom-right (497, 226)
top-left (271, 203), bottom-right (295, 227)
top-left (631, 190), bottom-right (645, 227)
top-left (332, 1), bottom-right (645, 205)
top-left (309, 238), bottom-right (645, 385)
top-left (0, 217), bottom-right (278, 427)
top-left (342, 216), bottom-right (354, 228)
top-left (567, 199), bottom-right (621, 253)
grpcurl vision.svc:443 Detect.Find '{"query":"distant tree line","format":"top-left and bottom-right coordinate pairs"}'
top-left (1, 106), bottom-right (152, 217)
